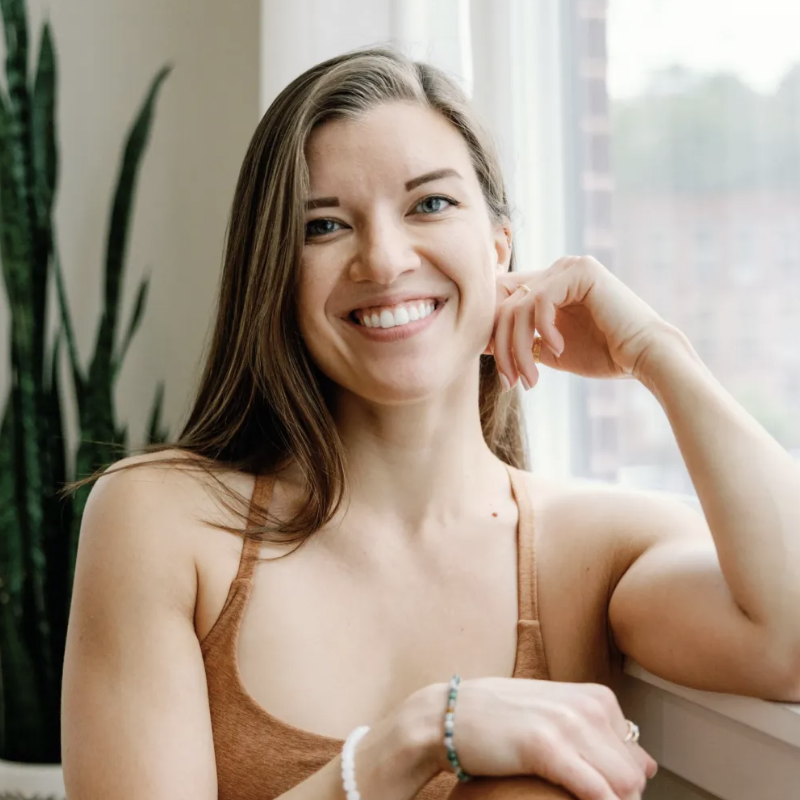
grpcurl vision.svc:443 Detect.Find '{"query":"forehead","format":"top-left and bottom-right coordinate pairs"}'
top-left (305, 101), bottom-right (476, 192)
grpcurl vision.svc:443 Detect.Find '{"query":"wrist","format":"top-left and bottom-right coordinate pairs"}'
top-left (393, 682), bottom-right (449, 781)
top-left (632, 323), bottom-right (701, 391)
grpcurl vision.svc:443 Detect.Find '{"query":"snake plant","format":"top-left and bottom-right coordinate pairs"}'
top-left (0, 0), bottom-right (170, 763)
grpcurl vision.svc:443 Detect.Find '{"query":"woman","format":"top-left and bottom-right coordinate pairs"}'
top-left (61, 46), bottom-right (800, 800)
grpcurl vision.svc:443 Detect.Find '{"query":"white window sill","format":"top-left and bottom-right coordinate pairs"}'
top-left (619, 660), bottom-right (800, 800)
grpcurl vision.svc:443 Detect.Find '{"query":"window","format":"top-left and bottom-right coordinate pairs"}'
top-left (561, 0), bottom-right (800, 491)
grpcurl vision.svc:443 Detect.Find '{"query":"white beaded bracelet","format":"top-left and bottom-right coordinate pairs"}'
top-left (341, 725), bottom-right (370, 800)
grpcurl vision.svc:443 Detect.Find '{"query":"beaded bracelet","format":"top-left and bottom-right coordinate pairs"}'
top-left (444, 674), bottom-right (472, 782)
top-left (341, 725), bottom-right (370, 800)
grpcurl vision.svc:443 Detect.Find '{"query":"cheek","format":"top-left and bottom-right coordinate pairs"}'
top-left (295, 259), bottom-right (333, 338)
top-left (448, 233), bottom-right (498, 312)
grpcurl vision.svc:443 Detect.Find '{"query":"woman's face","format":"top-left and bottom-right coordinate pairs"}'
top-left (297, 100), bottom-right (511, 405)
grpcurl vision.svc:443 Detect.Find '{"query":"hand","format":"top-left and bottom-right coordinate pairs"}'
top-left (437, 677), bottom-right (658, 800)
top-left (487, 256), bottom-right (671, 389)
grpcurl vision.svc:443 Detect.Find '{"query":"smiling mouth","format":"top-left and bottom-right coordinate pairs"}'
top-left (350, 299), bottom-right (442, 330)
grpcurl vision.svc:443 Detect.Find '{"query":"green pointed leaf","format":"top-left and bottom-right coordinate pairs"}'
top-left (28, 20), bottom-right (57, 342)
top-left (147, 381), bottom-right (169, 444)
top-left (0, 0), bottom-right (40, 353)
top-left (0, 591), bottom-right (49, 761)
top-left (41, 332), bottom-right (72, 692)
top-left (31, 21), bottom-right (57, 214)
top-left (112, 272), bottom-right (150, 382)
top-left (44, 331), bottom-right (66, 482)
top-left (53, 246), bottom-right (84, 403)
top-left (0, 394), bottom-right (49, 761)
top-left (0, 395), bottom-right (24, 604)
top-left (0, 0), bottom-right (59, 759)
top-left (0, 0), bottom-right (30, 104)
top-left (90, 65), bottom-right (171, 381)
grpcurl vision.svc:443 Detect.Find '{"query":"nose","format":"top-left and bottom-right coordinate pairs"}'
top-left (348, 214), bottom-right (422, 285)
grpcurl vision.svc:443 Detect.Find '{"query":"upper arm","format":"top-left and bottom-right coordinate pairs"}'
top-left (61, 460), bottom-right (217, 800)
top-left (603, 489), bottom-right (794, 700)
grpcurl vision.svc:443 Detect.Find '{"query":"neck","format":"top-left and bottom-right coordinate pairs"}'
top-left (329, 368), bottom-right (513, 531)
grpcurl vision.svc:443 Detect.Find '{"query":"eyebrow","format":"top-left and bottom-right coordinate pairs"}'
top-left (405, 168), bottom-right (462, 191)
top-left (304, 168), bottom-right (462, 210)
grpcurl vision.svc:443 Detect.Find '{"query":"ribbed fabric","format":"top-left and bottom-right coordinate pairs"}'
top-left (201, 465), bottom-right (550, 799)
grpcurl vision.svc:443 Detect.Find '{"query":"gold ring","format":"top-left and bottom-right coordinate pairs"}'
top-left (623, 720), bottom-right (640, 745)
top-left (515, 283), bottom-right (531, 295)
top-left (533, 336), bottom-right (543, 364)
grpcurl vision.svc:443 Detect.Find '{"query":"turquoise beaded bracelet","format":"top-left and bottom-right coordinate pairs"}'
top-left (444, 674), bottom-right (472, 783)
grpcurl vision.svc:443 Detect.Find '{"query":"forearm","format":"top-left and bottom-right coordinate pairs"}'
top-left (276, 685), bottom-right (446, 800)
top-left (635, 325), bottom-right (800, 649)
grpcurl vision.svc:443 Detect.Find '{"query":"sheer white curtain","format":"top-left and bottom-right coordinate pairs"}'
top-left (563, 0), bottom-right (800, 492)
top-left (258, 0), bottom-right (574, 475)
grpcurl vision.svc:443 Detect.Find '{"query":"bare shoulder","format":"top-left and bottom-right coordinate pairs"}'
top-left (520, 469), bottom-right (622, 567)
top-left (64, 448), bottom-right (240, 798)
top-left (522, 469), bottom-right (707, 583)
top-left (88, 448), bottom-right (256, 525)
top-left (80, 449), bottom-right (256, 613)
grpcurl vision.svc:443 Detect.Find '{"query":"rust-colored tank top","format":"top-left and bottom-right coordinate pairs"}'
top-left (201, 464), bottom-right (550, 799)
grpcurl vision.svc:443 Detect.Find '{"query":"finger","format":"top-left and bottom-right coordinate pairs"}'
top-left (492, 290), bottom-right (527, 389)
top-left (603, 719), bottom-right (657, 783)
top-left (538, 750), bottom-right (619, 800)
top-left (533, 293), bottom-right (565, 360)
top-left (583, 686), bottom-right (658, 781)
top-left (588, 740), bottom-right (649, 800)
top-left (509, 289), bottom-right (564, 390)
top-left (584, 744), bottom-right (647, 800)
top-left (631, 744), bottom-right (658, 781)
top-left (511, 296), bottom-right (539, 390)
top-left (560, 706), bottom-right (649, 799)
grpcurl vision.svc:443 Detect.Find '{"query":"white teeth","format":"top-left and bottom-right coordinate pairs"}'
top-left (356, 300), bottom-right (437, 329)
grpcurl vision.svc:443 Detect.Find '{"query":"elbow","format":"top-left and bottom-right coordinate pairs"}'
top-left (762, 638), bottom-right (800, 703)
top-left (779, 653), bottom-right (800, 703)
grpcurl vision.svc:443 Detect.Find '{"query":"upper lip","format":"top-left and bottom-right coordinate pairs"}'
top-left (347, 293), bottom-right (446, 315)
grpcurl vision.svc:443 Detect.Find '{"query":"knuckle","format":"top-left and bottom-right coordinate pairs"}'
top-left (585, 683), bottom-right (619, 710)
top-left (613, 772), bottom-right (645, 798)
top-left (573, 695), bottom-right (606, 724)
top-left (520, 722), bottom-right (560, 765)
top-left (581, 255), bottom-right (604, 273)
top-left (553, 706), bottom-right (584, 737)
top-left (511, 302), bottom-right (529, 320)
top-left (554, 257), bottom-right (573, 273)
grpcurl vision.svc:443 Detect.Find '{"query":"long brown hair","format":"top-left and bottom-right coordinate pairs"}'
top-left (86, 45), bottom-right (527, 544)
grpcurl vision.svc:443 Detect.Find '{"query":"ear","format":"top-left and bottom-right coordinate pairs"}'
top-left (492, 218), bottom-right (513, 277)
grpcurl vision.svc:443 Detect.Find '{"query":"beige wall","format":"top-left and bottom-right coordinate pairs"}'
top-left (0, 0), bottom-right (260, 455)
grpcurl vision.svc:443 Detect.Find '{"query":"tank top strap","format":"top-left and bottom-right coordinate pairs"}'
top-left (506, 464), bottom-right (539, 623)
top-left (234, 472), bottom-right (277, 582)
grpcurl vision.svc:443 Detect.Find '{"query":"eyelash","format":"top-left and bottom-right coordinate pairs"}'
top-left (304, 194), bottom-right (460, 240)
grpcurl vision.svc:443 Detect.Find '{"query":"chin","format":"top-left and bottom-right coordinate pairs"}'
top-left (340, 360), bottom-right (475, 406)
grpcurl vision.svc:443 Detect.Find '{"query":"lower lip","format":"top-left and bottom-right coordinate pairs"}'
top-left (345, 301), bottom-right (446, 342)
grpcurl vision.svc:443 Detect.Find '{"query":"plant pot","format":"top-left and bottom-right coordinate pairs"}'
top-left (0, 759), bottom-right (65, 800)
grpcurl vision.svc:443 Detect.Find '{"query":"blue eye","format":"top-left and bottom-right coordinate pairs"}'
top-left (415, 195), bottom-right (458, 214)
top-left (305, 218), bottom-right (343, 239)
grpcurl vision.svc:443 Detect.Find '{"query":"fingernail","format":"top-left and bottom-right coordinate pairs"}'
top-left (499, 373), bottom-right (511, 392)
top-left (520, 375), bottom-right (531, 391)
